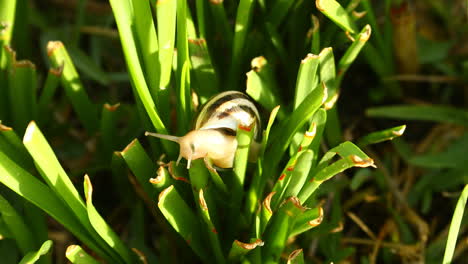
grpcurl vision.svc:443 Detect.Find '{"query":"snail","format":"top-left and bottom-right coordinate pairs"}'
top-left (145, 91), bottom-right (261, 170)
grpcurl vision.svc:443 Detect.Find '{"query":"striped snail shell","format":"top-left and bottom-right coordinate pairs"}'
top-left (145, 91), bottom-right (261, 169)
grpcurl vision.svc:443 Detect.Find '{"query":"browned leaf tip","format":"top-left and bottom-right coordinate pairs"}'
top-left (359, 24), bottom-right (372, 41)
top-left (47, 41), bottom-right (64, 57)
top-left (104, 103), bottom-right (121, 111)
top-left (121, 138), bottom-right (138, 153)
top-left (301, 53), bottom-right (319, 64)
top-left (330, 221), bottom-right (344, 233)
top-left (324, 93), bottom-right (339, 110)
top-left (14, 60), bottom-right (36, 69)
top-left (49, 65), bottom-right (64, 76)
top-left (234, 239), bottom-right (264, 250)
top-left (315, 0), bottom-right (325, 11)
top-left (282, 197), bottom-right (307, 213)
top-left (4, 45), bottom-right (16, 60)
top-left (345, 30), bottom-right (356, 42)
top-left (0, 123), bottom-right (12, 131)
top-left (287, 248), bottom-right (303, 260)
top-left (168, 162), bottom-right (190, 183)
top-left (262, 192), bottom-right (276, 215)
top-left (132, 248), bottom-right (148, 264)
top-left (209, 0), bottom-right (224, 5)
top-left (198, 189), bottom-right (208, 211)
top-left (305, 123), bottom-right (317, 138)
top-left (251, 56), bottom-right (267, 71)
top-left (65, 245), bottom-right (78, 256)
top-left (150, 166), bottom-right (166, 184)
top-left (188, 38), bottom-right (206, 45)
top-left (351, 155), bottom-right (376, 168)
top-left (311, 14), bottom-right (320, 33)
top-left (308, 207), bottom-right (324, 227)
top-left (352, 10), bottom-right (368, 19)
top-left (84, 174), bottom-right (93, 202)
top-left (392, 125), bottom-right (406, 137)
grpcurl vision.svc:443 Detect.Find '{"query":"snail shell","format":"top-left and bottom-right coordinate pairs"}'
top-left (146, 91), bottom-right (261, 169)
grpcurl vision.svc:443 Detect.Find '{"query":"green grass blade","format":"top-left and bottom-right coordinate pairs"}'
top-left (37, 67), bottom-right (62, 124)
top-left (0, 194), bottom-right (36, 254)
top-left (0, 46), bottom-right (16, 121)
top-left (336, 24), bottom-right (371, 87)
top-left (156, 0), bottom-right (177, 90)
top-left (234, 124), bottom-right (255, 188)
top-left (7, 60), bottom-right (37, 133)
top-left (120, 139), bottom-right (157, 197)
top-left (133, 0), bottom-right (159, 98)
top-left (309, 108), bottom-right (327, 166)
top-left (65, 245), bottom-right (101, 264)
top-left (66, 46), bottom-right (110, 86)
top-left (259, 192), bottom-right (275, 236)
top-left (230, 125), bottom-right (255, 240)
top-left (208, 1), bottom-right (233, 48)
top-left (176, 0), bottom-right (192, 133)
top-left (408, 133), bottom-right (468, 169)
top-left (188, 159), bottom-right (210, 191)
top-left (0, 0), bottom-right (17, 46)
top-left (361, 0), bottom-right (393, 71)
top-left (228, 239), bottom-right (264, 262)
top-left (282, 150), bottom-right (314, 200)
top-left (246, 56), bottom-right (282, 114)
top-left (228, 0), bottom-right (255, 90)
top-left (261, 86), bottom-right (324, 203)
top-left (267, 0), bottom-right (295, 28)
top-left (158, 185), bottom-right (208, 262)
top-left (361, 42), bottom-right (390, 78)
top-left (83, 175), bottom-right (133, 264)
top-left (264, 22), bottom-right (288, 67)
top-left (22, 122), bottom-right (89, 225)
top-left (21, 202), bottom-right (49, 263)
top-left (195, 0), bottom-right (206, 38)
top-left (47, 41), bottom-right (98, 133)
top-left (294, 54), bottom-right (320, 110)
top-left (266, 82), bottom-right (325, 171)
top-left (270, 129), bottom-right (316, 210)
top-left (0, 124), bottom-right (33, 170)
top-left (246, 106), bottom-right (281, 215)
top-left (262, 197), bottom-right (305, 264)
top-left (298, 142), bottom-right (374, 202)
top-left (310, 15), bottom-right (321, 54)
top-left (178, 60), bottom-right (192, 134)
top-left (99, 103), bottom-right (121, 161)
top-left (318, 47), bottom-right (336, 107)
top-left (357, 125), bottom-right (406, 147)
top-left (108, 0), bottom-right (172, 153)
top-left (443, 184), bottom-right (468, 264)
top-left (197, 189), bottom-right (225, 264)
top-left (189, 39), bottom-right (219, 104)
top-left (0, 151), bottom-right (112, 262)
top-left (289, 206), bottom-right (323, 237)
top-left (316, 0), bottom-right (358, 34)
top-left (18, 240), bottom-right (53, 264)
top-left (22, 122), bottom-right (121, 261)
top-left (71, 0), bottom-right (86, 45)
top-left (366, 105), bottom-right (468, 126)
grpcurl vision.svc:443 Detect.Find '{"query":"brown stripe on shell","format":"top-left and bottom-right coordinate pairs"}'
top-left (212, 127), bottom-right (237, 137)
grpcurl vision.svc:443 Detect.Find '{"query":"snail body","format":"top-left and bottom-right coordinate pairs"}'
top-left (146, 91), bottom-right (261, 169)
